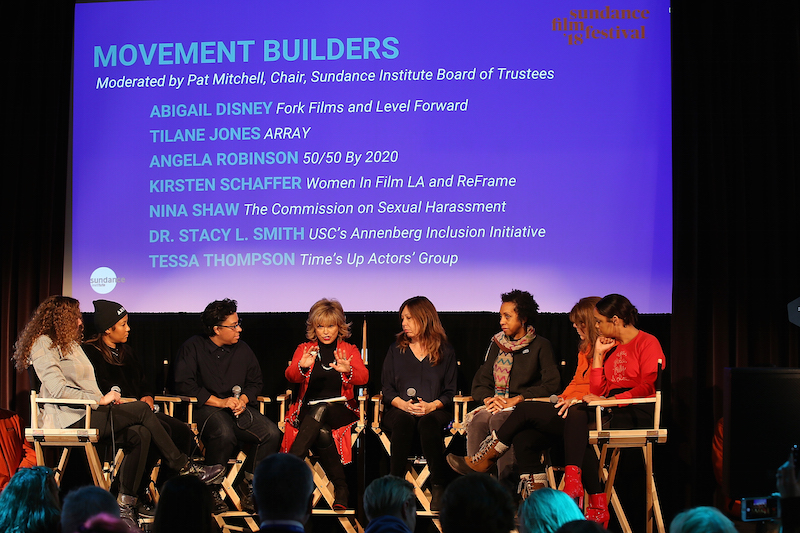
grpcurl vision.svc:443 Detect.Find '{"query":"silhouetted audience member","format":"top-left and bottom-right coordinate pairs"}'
top-left (439, 473), bottom-right (516, 533)
top-left (153, 474), bottom-right (215, 533)
top-left (0, 466), bottom-right (61, 533)
top-left (363, 475), bottom-right (416, 533)
top-left (518, 488), bottom-right (585, 533)
top-left (253, 453), bottom-right (314, 532)
top-left (61, 485), bottom-right (120, 533)
top-left (554, 519), bottom-right (611, 533)
top-left (669, 506), bottom-right (737, 533)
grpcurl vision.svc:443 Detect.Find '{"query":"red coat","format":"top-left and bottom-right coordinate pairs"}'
top-left (0, 409), bottom-right (37, 491)
top-left (280, 341), bottom-right (368, 464)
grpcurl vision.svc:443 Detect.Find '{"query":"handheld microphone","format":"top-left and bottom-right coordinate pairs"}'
top-left (549, 394), bottom-right (559, 405)
top-left (232, 385), bottom-right (242, 417)
top-left (111, 385), bottom-right (121, 394)
top-left (407, 387), bottom-right (418, 403)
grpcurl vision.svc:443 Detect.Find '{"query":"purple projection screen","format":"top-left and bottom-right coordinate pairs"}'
top-left (68, 1), bottom-right (672, 313)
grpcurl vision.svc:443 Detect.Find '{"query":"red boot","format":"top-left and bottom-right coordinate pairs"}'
top-left (585, 492), bottom-right (610, 528)
top-left (562, 465), bottom-right (584, 509)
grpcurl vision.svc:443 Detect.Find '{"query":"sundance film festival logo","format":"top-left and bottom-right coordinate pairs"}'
top-left (552, 6), bottom-right (650, 45)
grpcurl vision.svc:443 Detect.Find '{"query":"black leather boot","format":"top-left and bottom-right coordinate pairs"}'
top-left (316, 441), bottom-right (348, 510)
top-left (117, 493), bottom-right (139, 528)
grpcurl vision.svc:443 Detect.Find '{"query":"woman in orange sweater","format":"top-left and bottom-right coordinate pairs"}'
top-left (447, 297), bottom-right (603, 507)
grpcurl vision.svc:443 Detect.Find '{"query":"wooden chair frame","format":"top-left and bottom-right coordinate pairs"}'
top-left (586, 361), bottom-right (667, 533)
top-left (25, 391), bottom-right (110, 489)
top-left (371, 393), bottom-right (466, 532)
top-left (276, 390), bottom-right (367, 533)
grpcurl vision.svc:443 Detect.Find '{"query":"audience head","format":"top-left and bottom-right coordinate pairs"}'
top-left (397, 296), bottom-right (448, 364)
top-left (152, 474), bottom-right (214, 533)
top-left (669, 506), bottom-right (737, 533)
top-left (363, 475), bottom-right (416, 531)
top-left (500, 289), bottom-right (540, 329)
top-left (305, 298), bottom-right (352, 342)
top-left (61, 485), bottom-right (120, 533)
top-left (0, 466), bottom-right (61, 533)
top-left (595, 293), bottom-right (639, 328)
top-left (253, 453), bottom-right (314, 524)
top-left (13, 295), bottom-right (82, 371)
top-left (518, 488), bottom-right (585, 533)
top-left (439, 473), bottom-right (515, 533)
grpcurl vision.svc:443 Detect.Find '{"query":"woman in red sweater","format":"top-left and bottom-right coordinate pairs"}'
top-left (281, 298), bottom-right (368, 510)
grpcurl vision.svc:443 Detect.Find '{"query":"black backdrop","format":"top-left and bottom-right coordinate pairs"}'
top-left (3, 1), bottom-right (799, 530)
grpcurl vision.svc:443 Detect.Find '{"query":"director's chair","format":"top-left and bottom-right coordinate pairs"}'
top-left (586, 360), bottom-right (668, 533)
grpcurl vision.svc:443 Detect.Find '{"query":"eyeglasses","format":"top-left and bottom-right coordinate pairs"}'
top-left (216, 320), bottom-right (242, 330)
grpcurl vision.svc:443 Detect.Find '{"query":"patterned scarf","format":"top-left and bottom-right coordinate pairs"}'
top-left (491, 325), bottom-right (537, 397)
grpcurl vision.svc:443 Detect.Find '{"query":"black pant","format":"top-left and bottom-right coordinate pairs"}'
top-left (73, 401), bottom-right (187, 496)
top-left (193, 405), bottom-right (280, 474)
top-left (495, 401), bottom-right (566, 474)
top-left (382, 407), bottom-right (452, 486)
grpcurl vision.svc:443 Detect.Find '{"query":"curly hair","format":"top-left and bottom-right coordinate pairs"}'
top-left (200, 298), bottom-right (238, 337)
top-left (500, 289), bottom-right (539, 328)
top-left (305, 298), bottom-right (352, 341)
top-left (13, 296), bottom-right (83, 371)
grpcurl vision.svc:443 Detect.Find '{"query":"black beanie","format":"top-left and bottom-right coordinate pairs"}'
top-left (93, 299), bottom-right (128, 333)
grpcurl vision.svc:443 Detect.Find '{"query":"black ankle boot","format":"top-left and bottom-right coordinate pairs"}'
top-left (117, 493), bottom-right (139, 528)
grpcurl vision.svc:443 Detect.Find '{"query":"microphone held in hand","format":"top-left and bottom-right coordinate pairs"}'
top-left (111, 386), bottom-right (121, 394)
top-left (407, 387), bottom-right (419, 404)
top-left (232, 385), bottom-right (242, 418)
top-left (549, 394), bottom-right (560, 405)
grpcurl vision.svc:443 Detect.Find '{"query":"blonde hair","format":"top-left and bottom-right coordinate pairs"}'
top-left (396, 296), bottom-right (448, 366)
top-left (305, 298), bottom-right (352, 341)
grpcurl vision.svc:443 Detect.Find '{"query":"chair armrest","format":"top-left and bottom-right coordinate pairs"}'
top-left (585, 397), bottom-right (657, 408)
top-left (371, 394), bottom-right (384, 428)
top-left (452, 396), bottom-right (473, 433)
top-left (154, 395), bottom-right (183, 403)
top-left (586, 395), bottom-right (659, 432)
top-left (34, 397), bottom-right (98, 406)
top-left (257, 396), bottom-right (271, 416)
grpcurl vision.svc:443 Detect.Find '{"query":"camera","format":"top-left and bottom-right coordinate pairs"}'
top-left (741, 497), bottom-right (779, 522)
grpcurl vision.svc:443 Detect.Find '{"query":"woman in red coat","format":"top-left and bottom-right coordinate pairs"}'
top-left (281, 298), bottom-right (368, 510)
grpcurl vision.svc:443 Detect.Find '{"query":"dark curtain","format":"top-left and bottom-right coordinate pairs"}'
top-left (670, 1), bottom-right (800, 513)
top-left (2, 1), bottom-right (799, 525)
